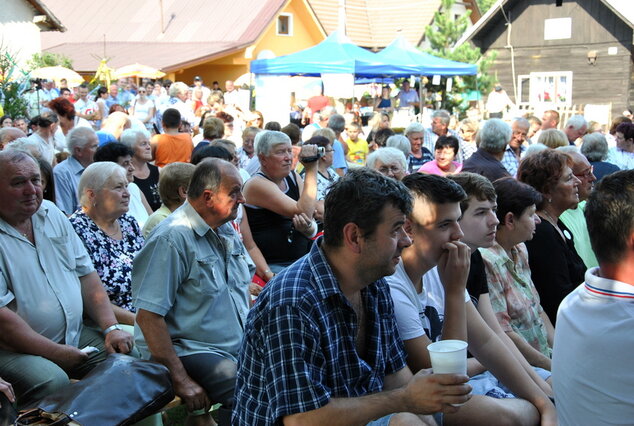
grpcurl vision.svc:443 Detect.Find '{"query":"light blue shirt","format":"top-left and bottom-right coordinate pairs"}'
top-left (0, 200), bottom-right (94, 346)
top-left (53, 156), bottom-right (84, 215)
top-left (132, 202), bottom-right (254, 360)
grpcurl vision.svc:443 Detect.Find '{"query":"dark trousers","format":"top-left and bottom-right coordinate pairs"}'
top-left (179, 352), bottom-right (237, 425)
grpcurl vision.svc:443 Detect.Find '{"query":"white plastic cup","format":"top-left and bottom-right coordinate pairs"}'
top-left (427, 339), bottom-right (468, 375)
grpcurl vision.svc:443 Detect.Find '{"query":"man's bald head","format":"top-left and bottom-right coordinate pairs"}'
top-left (0, 128), bottom-right (26, 149)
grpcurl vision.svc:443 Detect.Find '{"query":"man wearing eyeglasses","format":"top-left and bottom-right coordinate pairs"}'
top-left (558, 146), bottom-right (598, 269)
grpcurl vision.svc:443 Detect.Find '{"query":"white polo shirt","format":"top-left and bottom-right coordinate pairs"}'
top-left (553, 267), bottom-right (634, 425)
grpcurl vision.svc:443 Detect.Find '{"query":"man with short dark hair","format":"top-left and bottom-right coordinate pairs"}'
top-left (552, 169), bottom-right (634, 425)
top-left (150, 108), bottom-right (194, 167)
top-left (234, 168), bottom-right (472, 426)
top-left (133, 159), bottom-right (253, 426)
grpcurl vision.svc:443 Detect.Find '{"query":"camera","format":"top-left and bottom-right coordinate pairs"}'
top-left (301, 146), bottom-right (325, 163)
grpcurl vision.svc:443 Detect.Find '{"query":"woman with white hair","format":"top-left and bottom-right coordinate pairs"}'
top-left (385, 135), bottom-right (411, 159)
top-left (367, 147), bottom-right (408, 181)
top-left (69, 162), bottom-right (144, 326)
top-left (120, 129), bottom-right (161, 211)
top-left (243, 130), bottom-right (319, 271)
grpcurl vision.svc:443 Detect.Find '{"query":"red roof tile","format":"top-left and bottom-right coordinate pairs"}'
top-left (41, 0), bottom-right (288, 72)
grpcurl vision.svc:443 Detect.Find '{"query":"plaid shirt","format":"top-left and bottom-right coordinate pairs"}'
top-left (233, 238), bottom-right (407, 425)
top-left (501, 145), bottom-right (526, 177)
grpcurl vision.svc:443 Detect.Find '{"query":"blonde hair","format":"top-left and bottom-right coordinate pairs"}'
top-left (537, 129), bottom-right (568, 149)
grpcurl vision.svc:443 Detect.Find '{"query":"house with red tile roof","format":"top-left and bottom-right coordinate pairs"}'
top-left (40, 0), bottom-right (327, 84)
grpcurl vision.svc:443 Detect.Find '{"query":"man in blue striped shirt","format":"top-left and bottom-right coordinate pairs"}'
top-left (234, 168), bottom-right (472, 425)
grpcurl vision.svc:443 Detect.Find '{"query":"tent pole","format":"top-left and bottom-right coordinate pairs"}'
top-left (418, 75), bottom-right (423, 123)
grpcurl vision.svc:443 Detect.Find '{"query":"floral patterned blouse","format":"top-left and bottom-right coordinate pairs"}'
top-left (69, 211), bottom-right (145, 311)
top-left (480, 242), bottom-right (552, 358)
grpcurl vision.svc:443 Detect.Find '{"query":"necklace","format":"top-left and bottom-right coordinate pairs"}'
top-left (540, 210), bottom-right (566, 241)
top-left (102, 220), bottom-right (121, 237)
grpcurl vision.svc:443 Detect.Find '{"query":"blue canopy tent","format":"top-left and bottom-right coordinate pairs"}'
top-left (250, 31), bottom-right (416, 77)
top-left (375, 36), bottom-right (477, 76)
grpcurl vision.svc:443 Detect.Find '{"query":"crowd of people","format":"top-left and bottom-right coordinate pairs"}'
top-left (0, 76), bottom-right (633, 426)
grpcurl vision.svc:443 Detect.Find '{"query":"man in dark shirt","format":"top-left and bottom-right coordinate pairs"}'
top-left (462, 119), bottom-right (511, 182)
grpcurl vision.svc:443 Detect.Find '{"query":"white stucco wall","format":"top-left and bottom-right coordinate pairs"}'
top-left (0, 0), bottom-right (43, 71)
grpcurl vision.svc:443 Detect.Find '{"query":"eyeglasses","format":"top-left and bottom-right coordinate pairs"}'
top-left (377, 166), bottom-right (403, 175)
top-left (574, 165), bottom-right (594, 179)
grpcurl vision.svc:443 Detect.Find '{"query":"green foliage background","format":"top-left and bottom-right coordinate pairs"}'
top-left (422, 0), bottom-right (497, 114)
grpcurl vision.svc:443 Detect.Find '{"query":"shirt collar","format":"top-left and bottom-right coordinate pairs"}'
top-left (181, 201), bottom-right (213, 238)
top-left (308, 237), bottom-right (383, 302)
top-left (0, 200), bottom-right (51, 238)
top-left (583, 267), bottom-right (634, 300)
top-left (484, 241), bottom-right (517, 268)
top-left (67, 156), bottom-right (85, 174)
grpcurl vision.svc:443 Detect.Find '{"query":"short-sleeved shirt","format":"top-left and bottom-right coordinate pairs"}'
top-left (346, 138), bottom-right (369, 165)
top-left (397, 89), bottom-right (419, 108)
top-left (386, 262), bottom-right (470, 343)
top-left (553, 268), bottom-right (634, 425)
top-left (70, 211), bottom-right (144, 312)
top-left (132, 202), bottom-right (253, 360)
top-left (142, 204), bottom-right (172, 238)
top-left (559, 201), bottom-right (598, 270)
top-left (151, 133), bottom-right (194, 168)
top-left (480, 242), bottom-right (552, 357)
top-left (53, 156), bottom-right (84, 215)
top-left (466, 250), bottom-right (488, 308)
top-left (407, 149), bottom-right (434, 174)
top-left (501, 145), bottom-right (526, 177)
top-left (233, 238), bottom-right (407, 425)
top-left (0, 200), bottom-right (94, 346)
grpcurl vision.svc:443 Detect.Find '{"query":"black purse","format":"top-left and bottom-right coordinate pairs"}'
top-left (15, 354), bottom-right (174, 426)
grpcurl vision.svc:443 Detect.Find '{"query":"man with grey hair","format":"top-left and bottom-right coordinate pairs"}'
top-left (501, 117), bottom-right (530, 177)
top-left (405, 122), bottom-right (433, 173)
top-left (557, 145), bottom-right (598, 269)
top-left (0, 127), bottom-right (26, 150)
top-left (564, 115), bottom-right (588, 145)
top-left (156, 81), bottom-right (196, 132)
top-left (423, 110), bottom-right (461, 155)
top-left (53, 126), bottom-right (99, 215)
top-left (462, 118), bottom-right (512, 182)
top-left (0, 150), bottom-right (134, 409)
top-left (133, 158), bottom-right (253, 426)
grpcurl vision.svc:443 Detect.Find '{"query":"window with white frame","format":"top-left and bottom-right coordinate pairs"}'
top-left (526, 71), bottom-right (573, 107)
top-left (277, 13), bottom-right (293, 36)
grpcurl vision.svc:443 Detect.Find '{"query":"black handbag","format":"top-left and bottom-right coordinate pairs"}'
top-left (15, 354), bottom-right (174, 426)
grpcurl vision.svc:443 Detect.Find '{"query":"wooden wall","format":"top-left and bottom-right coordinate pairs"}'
top-left (471, 0), bottom-right (633, 116)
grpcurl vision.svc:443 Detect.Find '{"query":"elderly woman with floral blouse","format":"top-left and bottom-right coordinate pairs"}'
top-left (70, 162), bottom-right (145, 326)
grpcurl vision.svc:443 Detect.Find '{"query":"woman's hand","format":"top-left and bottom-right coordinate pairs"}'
top-left (292, 213), bottom-right (316, 238)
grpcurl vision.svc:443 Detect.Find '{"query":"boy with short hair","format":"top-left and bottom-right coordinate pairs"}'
top-left (386, 173), bottom-right (556, 426)
top-left (345, 122), bottom-right (369, 165)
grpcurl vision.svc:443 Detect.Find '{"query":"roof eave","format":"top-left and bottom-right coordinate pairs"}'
top-left (161, 44), bottom-right (249, 73)
top-left (27, 0), bottom-right (66, 32)
top-left (455, 0), bottom-right (509, 47)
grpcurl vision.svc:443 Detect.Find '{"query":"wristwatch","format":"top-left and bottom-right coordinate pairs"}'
top-left (103, 324), bottom-right (123, 336)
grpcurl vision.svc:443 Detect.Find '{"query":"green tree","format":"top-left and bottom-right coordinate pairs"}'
top-left (423, 0), bottom-right (496, 113)
top-left (477, 0), bottom-right (496, 14)
top-left (0, 43), bottom-right (28, 118)
top-left (26, 52), bottom-right (73, 70)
